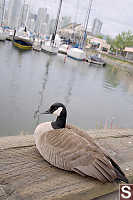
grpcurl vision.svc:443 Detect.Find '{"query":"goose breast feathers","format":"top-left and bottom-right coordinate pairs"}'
top-left (34, 124), bottom-right (118, 183)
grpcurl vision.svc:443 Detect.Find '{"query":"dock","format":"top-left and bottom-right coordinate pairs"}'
top-left (0, 129), bottom-right (133, 200)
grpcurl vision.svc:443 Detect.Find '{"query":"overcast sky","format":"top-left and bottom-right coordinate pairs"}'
top-left (31, 0), bottom-right (133, 37)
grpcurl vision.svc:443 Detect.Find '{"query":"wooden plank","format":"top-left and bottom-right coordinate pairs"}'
top-left (0, 129), bottom-right (133, 200)
top-left (0, 135), bottom-right (34, 150)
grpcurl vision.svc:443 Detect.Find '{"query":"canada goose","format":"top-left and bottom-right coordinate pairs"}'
top-left (34, 102), bottom-right (128, 183)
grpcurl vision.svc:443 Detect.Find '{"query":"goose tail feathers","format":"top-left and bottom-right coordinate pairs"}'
top-left (108, 157), bottom-right (129, 184)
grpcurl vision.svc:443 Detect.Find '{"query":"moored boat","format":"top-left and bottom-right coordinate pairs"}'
top-left (66, 0), bottom-right (93, 61)
top-left (13, 28), bottom-right (33, 50)
top-left (58, 44), bottom-right (70, 55)
top-left (41, 40), bottom-right (58, 55)
top-left (67, 48), bottom-right (86, 61)
top-left (33, 38), bottom-right (42, 52)
top-left (6, 29), bottom-right (14, 41)
top-left (13, 36), bottom-right (32, 50)
top-left (0, 27), bottom-right (6, 41)
top-left (41, 0), bottom-right (62, 55)
top-left (87, 54), bottom-right (106, 66)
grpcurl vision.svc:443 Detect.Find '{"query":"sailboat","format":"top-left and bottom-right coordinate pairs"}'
top-left (0, 0), bottom-right (6, 41)
top-left (6, 29), bottom-right (14, 41)
top-left (67, 0), bottom-right (93, 61)
top-left (13, 26), bottom-right (33, 50)
top-left (13, 2), bottom-right (33, 50)
top-left (41, 0), bottom-right (62, 55)
top-left (67, 47), bottom-right (86, 61)
top-left (33, 37), bottom-right (42, 52)
top-left (0, 27), bottom-right (6, 41)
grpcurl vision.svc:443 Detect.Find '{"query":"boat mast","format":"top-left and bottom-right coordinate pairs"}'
top-left (20, 0), bottom-right (25, 28)
top-left (25, 0), bottom-right (30, 29)
top-left (52, 0), bottom-right (62, 43)
top-left (82, 0), bottom-right (93, 48)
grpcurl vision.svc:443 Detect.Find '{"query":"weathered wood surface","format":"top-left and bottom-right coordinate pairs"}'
top-left (0, 129), bottom-right (133, 200)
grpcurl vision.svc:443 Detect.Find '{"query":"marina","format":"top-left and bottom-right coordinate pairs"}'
top-left (0, 0), bottom-right (133, 199)
top-left (0, 41), bottom-right (133, 137)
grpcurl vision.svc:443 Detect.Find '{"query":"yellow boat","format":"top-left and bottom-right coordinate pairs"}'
top-left (13, 42), bottom-right (32, 50)
top-left (13, 41), bottom-right (32, 50)
top-left (13, 35), bottom-right (32, 50)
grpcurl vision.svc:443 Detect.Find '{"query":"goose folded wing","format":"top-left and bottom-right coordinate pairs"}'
top-left (38, 128), bottom-right (117, 183)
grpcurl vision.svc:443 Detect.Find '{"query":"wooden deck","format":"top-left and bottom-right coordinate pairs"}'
top-left (0, 129), bottom-right (133, 200)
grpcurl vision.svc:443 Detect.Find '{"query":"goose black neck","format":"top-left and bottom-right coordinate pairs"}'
top-left (51, 110), bottom-right (67, 129)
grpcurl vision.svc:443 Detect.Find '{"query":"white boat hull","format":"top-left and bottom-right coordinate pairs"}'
top-left (67, 48), bottom-right (86, 61)
top-left (6, 29), bottom-right (14, 41)
top-left (59, 44), bottom-right (69, 54)
top-left (33, 46), bottom-right (41, 52)
top-left (33, 40), bottom-right (41, 51)
top-left (0, 32), bottom-right (6, 41)
top-left (14, 35), bottom-right (33, 44)
top-left (6, 35), bottom-right (13, 41)
top-left (41, 43), bottom-right (58, 55)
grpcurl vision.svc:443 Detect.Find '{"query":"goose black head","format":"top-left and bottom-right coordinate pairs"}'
top-left (42, 103), bottom-right (67, 129)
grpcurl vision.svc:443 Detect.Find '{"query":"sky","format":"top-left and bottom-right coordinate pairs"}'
top-left (30, 0), bottom-right (133, 37)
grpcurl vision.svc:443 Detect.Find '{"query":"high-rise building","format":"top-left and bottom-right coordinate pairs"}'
top-left (19, 3), bottom-right (29, 27)
top-left (28, 18), bottom-right (35, 32)
top-left (26, 11), bottom-right (36, 32)
top-left (48, 18), bottom-right (56, 35)
top-left (92, 18), bottom-right (102, 35)
top-left (3, 8), bottom-right (8, 25)
top-left (40, 22), bottom-right (47, 35)
top-left (7, 0), bottom-right (22, 28)
top-left (35, 8), bottom-right (47, 34)
top-left (45, 13), bottom-right (49, 24)
top-left (0, 0), bottom-right (4, 25)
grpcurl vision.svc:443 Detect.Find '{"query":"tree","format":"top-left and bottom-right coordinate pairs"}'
top-left (106, 35), bottom-right (114, 45)
top-left (106, 31), bottom-right (133, 54)
top-left (113, 31), bottom-right (133, 52)
top-left (96, 35), bottom-right (104, 39)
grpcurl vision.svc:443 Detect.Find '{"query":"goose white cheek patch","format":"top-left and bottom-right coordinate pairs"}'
top-left (53, 107), bottom-right (63, 116)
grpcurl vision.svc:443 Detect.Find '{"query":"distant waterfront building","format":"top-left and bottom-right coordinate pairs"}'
top-left (60, 16), bottom-right (71, 28)
top-left (91, 18), bottom-right (102, 35)
top-left (124, 47), bottom-right (133, 60)
top-left (19, 3), bottom-right (29, 28)
top-left (59, 23), bottom-right (84, 40)
top-left (86, 35), bottom-right (110, 53)
top-left (7, 0), bottom-right (22, 28)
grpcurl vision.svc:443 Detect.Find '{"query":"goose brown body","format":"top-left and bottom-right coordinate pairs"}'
top-left (34, 103), bottom-right (128, 183)
top-left (34, 123), bottom-right (127, 183)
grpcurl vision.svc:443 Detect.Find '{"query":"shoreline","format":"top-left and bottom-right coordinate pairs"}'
top-left (103, 54), bottom-right (133, 74)
top-left (86, 49), bottom-right (133, 74)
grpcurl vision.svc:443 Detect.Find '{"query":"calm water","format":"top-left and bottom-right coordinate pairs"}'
top-left (0, 41), bottom-right (133, 136)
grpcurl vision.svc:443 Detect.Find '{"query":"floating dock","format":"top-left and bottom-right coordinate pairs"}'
top-left (0, 129), bottom-right (133, 200)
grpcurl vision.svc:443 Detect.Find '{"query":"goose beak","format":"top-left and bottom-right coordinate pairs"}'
top-left (40, 109), bottom-right (51, 114)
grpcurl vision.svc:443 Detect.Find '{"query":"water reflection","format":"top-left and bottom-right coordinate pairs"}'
top-left (65, 67), bottom-right (76, 106)
top-left (103, 67), bottom-right (120, 90)
top-left (34, 57), bottom-right (51, 126)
